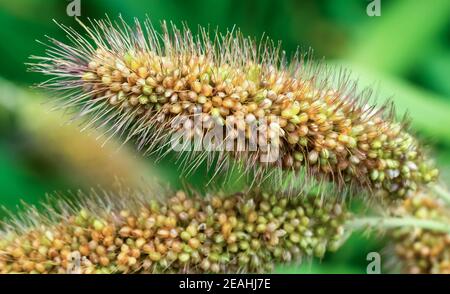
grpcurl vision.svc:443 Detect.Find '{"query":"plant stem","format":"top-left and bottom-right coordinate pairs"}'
top-left (347, 217), bottom-right (450, 234)
top-left (432, 185), bottom-right (450, 206)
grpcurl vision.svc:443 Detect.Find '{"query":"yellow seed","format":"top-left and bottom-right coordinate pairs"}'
top-left (137, 66), bottom-right (149, 78)
top-left (82, 72), bottom-right (97, 81)
top-left (191, 81), bottom-right (202, 93)
top-left (170, 103), bottom-right (182, 114)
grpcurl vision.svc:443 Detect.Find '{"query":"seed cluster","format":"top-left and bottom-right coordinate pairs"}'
top-left (0, 189), bottom-right (348, 273)
top-left (391, 193), bottom-right (450, 274)
top-left (30, 18), bottom-right (438, 200)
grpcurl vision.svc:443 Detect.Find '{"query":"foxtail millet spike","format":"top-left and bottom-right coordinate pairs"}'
top-left (29, 17), bottom-right (438, 200)
top-left (389, 191), bottom-right (450, 274)
top-left (0, 188), bottom-right (349, 273)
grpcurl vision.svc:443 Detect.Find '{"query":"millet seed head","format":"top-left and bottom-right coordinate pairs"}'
top-left (29, 17), bottom-right (438, 200)
top-left (0, 188), bottom-right (349, 273)
top-left (389, 191), bottom-right (450, 274)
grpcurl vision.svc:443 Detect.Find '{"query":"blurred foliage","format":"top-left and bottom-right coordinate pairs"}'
top-left (0, 78), bottom-right (157, 214)
top-left (0, 0), bottom-right (449, 273)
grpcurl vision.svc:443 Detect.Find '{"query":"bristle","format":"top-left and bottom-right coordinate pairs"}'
top-left (0, 188), bottom-right (349, 273)
top-left (29, 17), bottom-right (438, 200)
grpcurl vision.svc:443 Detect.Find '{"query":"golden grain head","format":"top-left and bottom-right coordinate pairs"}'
top-left (29, 17), bottom-right (438, 200)
top-left (390, 192), bottom-right (450, 274)
top-left (0, 188), bottom-right (349, 273)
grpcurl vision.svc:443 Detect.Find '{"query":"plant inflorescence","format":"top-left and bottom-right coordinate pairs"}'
top-left (390, 191), bottom-right (450, 274)
top-left (6, 16), bottom-right (446, 275)
top-left (30, 17), bottom-right (438, 201)
top-left (0, 188), bottom-right (348, 273)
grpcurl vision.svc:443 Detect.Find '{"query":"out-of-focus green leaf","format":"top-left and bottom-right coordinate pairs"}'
top-left (348, 0), bottom-right (450, 75)
top-left (334, 61), bottom-right (450, 147)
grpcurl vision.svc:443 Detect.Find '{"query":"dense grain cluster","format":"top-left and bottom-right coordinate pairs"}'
top-left (0, 189), bottom-right (348, 273)
top-left (30, 18), bottom-right (437, 199)
top-left (391, 192), bottom-right (450, 274)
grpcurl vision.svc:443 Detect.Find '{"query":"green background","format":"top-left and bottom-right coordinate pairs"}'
top-left (0, 0), bottom-right (449, 273)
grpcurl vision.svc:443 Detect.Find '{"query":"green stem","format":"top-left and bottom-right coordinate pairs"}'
top-left (432, 185), bottom-right (450, 206)
top-left (347, 216), bottom-right (450, 234)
